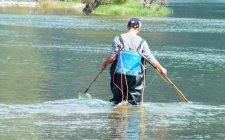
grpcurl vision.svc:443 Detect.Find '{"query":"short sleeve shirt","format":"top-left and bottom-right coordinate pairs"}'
top-left (109, 32), bottom-right (158, 64)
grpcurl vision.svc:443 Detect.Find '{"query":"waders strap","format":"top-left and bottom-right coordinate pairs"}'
top-left (136, 39), bottom-right (145, 104)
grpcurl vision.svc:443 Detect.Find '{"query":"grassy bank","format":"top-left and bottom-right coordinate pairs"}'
top-left (38, 1), bottom-right (172, 16)
top-left (93, 2), bottom-right (172, 16)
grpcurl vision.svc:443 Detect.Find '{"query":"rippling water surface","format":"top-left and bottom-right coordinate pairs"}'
top-left (1, 100), bottom-right (225, 139)
top-left (0, 0), bottom-right (225, 139)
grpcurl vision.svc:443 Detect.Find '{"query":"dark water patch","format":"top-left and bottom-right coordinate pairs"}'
top-left (170, 0), bottom-right (225, 19)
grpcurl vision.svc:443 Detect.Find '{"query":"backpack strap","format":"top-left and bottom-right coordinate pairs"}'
top-left (119, 35), bottom-right (145, 51)
top-left (118, 35), bottom-right (124, 50)
top-left (137, 39), bottom-right (145, 53)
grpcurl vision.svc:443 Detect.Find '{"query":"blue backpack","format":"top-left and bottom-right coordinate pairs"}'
top-left (115, 36), bottom-right (144, 76)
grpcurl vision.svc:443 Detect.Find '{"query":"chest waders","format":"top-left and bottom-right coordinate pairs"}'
top-left (110, 35), bottom-right (146, 105)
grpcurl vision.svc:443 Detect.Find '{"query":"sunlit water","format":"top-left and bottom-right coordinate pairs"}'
top-left (0, 100), bottom-right (225, 139)
top-left (1, 0), bottom-right (225, 139)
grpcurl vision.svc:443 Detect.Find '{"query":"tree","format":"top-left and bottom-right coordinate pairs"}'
top-left (82, 0), bottom-right (169, 14)
top-left (82, 0), bottom-right (109, 14)
top-left (143, 0), bottom-right (169, 8)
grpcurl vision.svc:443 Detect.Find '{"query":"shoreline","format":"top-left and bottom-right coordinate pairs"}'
top-left (0, 1), bottom-right (171, 16)
top-left (0, 2), bottom-right (38, 8)
top-left (0, 1), bottom-right (85, 13)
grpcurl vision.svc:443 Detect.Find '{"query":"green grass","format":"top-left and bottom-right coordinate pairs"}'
top-left (93, 2), bottom-right (173, 16)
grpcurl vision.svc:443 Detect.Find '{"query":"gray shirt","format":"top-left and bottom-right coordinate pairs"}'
top-left (110, 32), bottom-right (158, 64)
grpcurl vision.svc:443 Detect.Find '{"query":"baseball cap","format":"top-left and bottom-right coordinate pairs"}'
top-left (127, 18), bottom-right (142, 28)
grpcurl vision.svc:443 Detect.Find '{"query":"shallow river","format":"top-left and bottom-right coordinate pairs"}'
top-left (0, 0), bottom-right (225, 139)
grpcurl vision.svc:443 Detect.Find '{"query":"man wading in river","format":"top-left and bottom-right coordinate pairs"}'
top-left (102, 18), bottom-right (167, 105)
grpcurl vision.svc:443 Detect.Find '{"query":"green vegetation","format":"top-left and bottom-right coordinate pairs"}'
top-left (93, 2), bottom-right (172, 16)
top-left (38, 1), bottom-right (172, 16)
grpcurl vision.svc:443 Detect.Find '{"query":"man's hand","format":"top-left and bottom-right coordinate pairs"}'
top-left (161, 67), bottom-right (167, 75)
top-left (101, 62), bottom-right (107, 70)
top-left (152, 62), bottom-right (167, 76)
top-left (101, 55), bottom-right (116, 70)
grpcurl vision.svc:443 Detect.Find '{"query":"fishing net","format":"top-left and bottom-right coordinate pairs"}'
top-left (77, 91), bottom-right (92, 100)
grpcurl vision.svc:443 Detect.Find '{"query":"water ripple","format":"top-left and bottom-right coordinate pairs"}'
top-left (1, 100), bottom-right (224, 118)
top-left (1, 14), bottom-right (225, 33)
top-left (0, 99), bottom-right (112, 119)
top-left (1, 100), bottom-right (224, 139)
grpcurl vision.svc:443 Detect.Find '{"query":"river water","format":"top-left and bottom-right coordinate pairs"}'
top-left (0, 0), bottom-right (225, 139)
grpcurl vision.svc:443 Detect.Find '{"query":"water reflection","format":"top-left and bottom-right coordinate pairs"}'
top-left (108, 104), bottom-right (171, 140)
top-left (109, 105), bottom-right (148, 140)
top-left (150, 113), bottom-right (169, 140)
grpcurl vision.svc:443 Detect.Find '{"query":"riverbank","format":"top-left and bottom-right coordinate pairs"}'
top-left (0, 1), bottom-right (172, 16)
top-left (0, 1), bottom-right (85, 12)
top-left (0, 1), bottom-right (85, 14)
top-left (0, 2), bottom-right (38, 8)
top-left (93, 2), bottom-right (172, 16)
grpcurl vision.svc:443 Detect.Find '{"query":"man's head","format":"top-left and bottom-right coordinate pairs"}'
top-left (127, 18), bottom-right (142, 28)
top-left (127, 18), bottom-right (142, 33)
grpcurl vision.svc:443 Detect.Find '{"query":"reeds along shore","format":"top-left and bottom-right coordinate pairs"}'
top-left (0, 2), bottom-right (38, 7)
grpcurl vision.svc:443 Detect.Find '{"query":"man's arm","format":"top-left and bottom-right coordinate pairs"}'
top-left (101, 55), bottom-right (116, 70)
top-left (151, 62), bottom-right (167, 76)
top-left (140, 41), bottom-right (167, 75)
